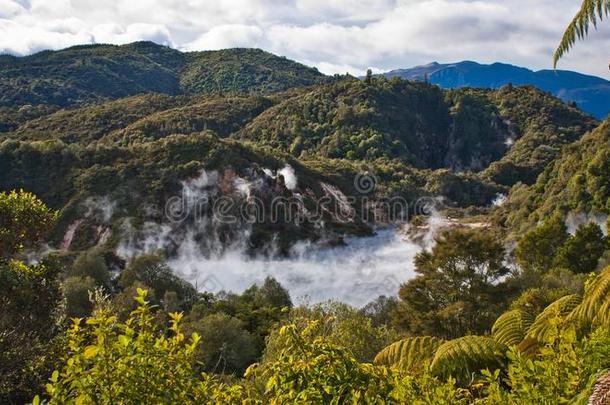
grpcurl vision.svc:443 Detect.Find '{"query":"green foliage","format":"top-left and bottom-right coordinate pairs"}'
top-left (185, 313), bottom-right (258, 375)
top-left (0, 191), bottom-right (62, 403)
top-left (519, 294), bottom-right (582, 355)
top-left (554, 0), bottom-right (610, 66)
top-left (374, 336), bottom-right (445, 372)
top-left (263, 301), bottom-right (399, 365)
top-left (570, 266), bottom-right (610, 326)
top-left (67, 249), bottom-right (110, 287)
top-left (62, 276), bottom-right (97, 318)
top-left (0, 42), bottom-right (325, 108)
top-left (554, 223), bottom-right (606, 274)
top-left (491, 309), bottom-right (535, 347)
top-left (483, 326), bottom-right (592, 404)
top-left (0, 189), bottom-right (57, 261)
top-left (119, 254), bottom-right (198, 311)
top-left (360, 295), bottom-right (399, 327)
top-left (501, 120), bottom-right (610, 238)
top-left (515, 213), bottom-right (569, 274)
top-left (429, 336), bottom-right (508, 384)
top-left (482, 86), bottom-right (597, 187)
top-left (0, 260), bottom-right (63, 403)
top-left (247, 276), bottom-right (293, 310)
top-left (395, 228), bottom-right (510, 338)
top-left (40, 289), bottom-right (242, 404)
top-left (251, 321), bottom-right (395, 403)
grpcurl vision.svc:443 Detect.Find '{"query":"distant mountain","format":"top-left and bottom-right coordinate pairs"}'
top-left (381, 61), bottom-right (610, 119)
top-left (0, 41), bottom-right (327, 108)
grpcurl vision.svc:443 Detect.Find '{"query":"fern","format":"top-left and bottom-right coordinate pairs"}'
top-left (373, 336), bottom-right (444, 372)
top-left (569, 267), bottom-right (610, 326)
top-left (517, 294), bottom-right (582, 355)
top-left (491, 309), bottom-right (535, 347)
top-left (554, 0), bottom-right (610, 67)
top-left (430, 336), bottom-right (508, 383)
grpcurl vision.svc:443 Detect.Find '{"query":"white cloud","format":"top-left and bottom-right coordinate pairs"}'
top-left (91, 23), bottom-right (173, 46)
top-left (0, 0), bottom-right (608, 78)
top-left (185, 24), bottom-right (263, 51)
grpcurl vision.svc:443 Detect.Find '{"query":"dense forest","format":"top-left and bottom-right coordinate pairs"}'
top-left (2, 38), bottom-right (610, 404)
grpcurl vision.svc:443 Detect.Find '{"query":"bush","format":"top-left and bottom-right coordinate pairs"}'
top-left (185, 313), bottom-right (258, 375)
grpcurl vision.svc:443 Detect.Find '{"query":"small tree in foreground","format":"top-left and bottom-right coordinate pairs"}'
top-left (37, 289), bottom-right (244, 404)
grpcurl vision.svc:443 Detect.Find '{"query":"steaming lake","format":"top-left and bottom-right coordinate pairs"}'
top-left (168, 227), bottom-right (422, 307)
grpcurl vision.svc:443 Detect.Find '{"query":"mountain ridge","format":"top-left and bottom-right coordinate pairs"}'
top-left (0, 41), bottom-right (327, 109)
top-left (381, 60), bottom-right (610, 119)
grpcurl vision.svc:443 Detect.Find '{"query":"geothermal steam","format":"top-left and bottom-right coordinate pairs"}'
top-left (115, 165), bottom-right (445, 307)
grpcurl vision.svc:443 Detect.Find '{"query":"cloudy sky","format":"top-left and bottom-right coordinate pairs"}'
top-left (1, 0), bottom-right (609, 77)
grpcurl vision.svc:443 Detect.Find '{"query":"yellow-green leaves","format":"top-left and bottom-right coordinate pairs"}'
top-left (0, 189), bottom-right (57, 262)
top-left (374, 336), bottom-right (445, 373)
top-left (39, 289), bottom-right (238, 404)
top-left (83, 346), bottom-right (99, 359)
top-left (492, 309), bottom-right (535, 347)
top-left (430, 336), bottom-right (508, 383)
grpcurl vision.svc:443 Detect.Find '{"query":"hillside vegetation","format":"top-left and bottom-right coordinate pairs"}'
top-left (0, 42), bottom-right (326, 108)
top-left (2, 42), bottom-right (610, 403)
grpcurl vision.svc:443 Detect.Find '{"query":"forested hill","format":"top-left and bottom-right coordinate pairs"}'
top-left (497, 118), bottom-right (610, 237)
top-left (0, 42), bottom-right (603, 254)
top-left (237, 79), bottom-right (597, 182)
top-left (0, 41), bottom-right (327, 108)
top-left (381, 61), bottom-right (610, 119)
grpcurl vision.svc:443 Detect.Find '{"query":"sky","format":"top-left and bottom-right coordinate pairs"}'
top-left (1, 0), bottom-right (609, 78)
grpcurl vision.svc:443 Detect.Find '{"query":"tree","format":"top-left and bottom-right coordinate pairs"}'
top-left (184, 313), bottom-right (257, 375)
top-left (263, 301), bottom-right (399, 364)
top-left (253, 276), bottom-right (292, 309)
top-left (39, 289), bottom-right (243, 404)
top-left (365, 68), bottom-right (373, 84)
top-left (554, 0), bottom-right (610, 67)
top-left (62, 276), bottom-right (97, 318)
top-left (119, 254), bottom-right (197, 310)
top-left (0, 190), bottom-right (56, 262)
top-left (67, 249), bottom-right (110, 287)
top-left (394, 228), bottom-right (510, 338)
top-left (0, 190), bottom-right (60, 403)
top-left (251, 321), bottom-right (395, 403)
top-left (554, 223), bottom-right (606, 273)
top-left (361, 295), bottom-right (399, 327)
top-left (515, 213), bottom-right (569, 275)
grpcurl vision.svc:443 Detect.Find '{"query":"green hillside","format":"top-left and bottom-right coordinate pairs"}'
top-left (0, 42), bottom-right (326, 108)
top-left (498, 118), bottom-right (610, 236)
top-left (237, 78), bottom-right (594, 176)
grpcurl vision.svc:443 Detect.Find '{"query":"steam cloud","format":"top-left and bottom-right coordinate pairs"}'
top-left (114, 166), bottom-right (445, 307)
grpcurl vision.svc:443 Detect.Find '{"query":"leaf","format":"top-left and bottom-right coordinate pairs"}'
top-left (569, 266), bottom-right (610, 326)
top-left (374, 336), bottom-right (445, 373)
top-left (525, 294), bottom-right (581, 343)
top-left (492, 309), bottom-right (535, 347)
top-left (84, 345), bottom-right (99, 359)
top-left (118, 335), bottom-right (130, 346)
top-left (554, 0), bottom-right (610, 66)
top-left (430, 335), bottom-right (508, 383)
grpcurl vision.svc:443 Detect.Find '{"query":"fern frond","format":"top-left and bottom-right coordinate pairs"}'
top-left (525, 294), bottom-right (581, 342)
top-left (430, 336), bottom-right (508, 383)
top-left (373, 336), bottom-right (444, 373)
top-left (554, 0), bottom-right (610, 67)
top-left (516, 294), bottom-right (582, 356)
top-left (491, 309), bottom-right (535, 347)
top-left (569, 266), bottom-right (610, 326)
